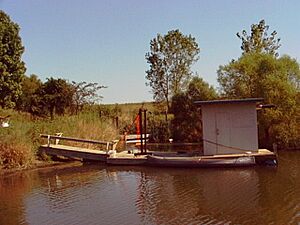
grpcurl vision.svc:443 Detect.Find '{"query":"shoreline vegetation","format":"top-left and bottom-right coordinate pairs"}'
top-left (0, 103), bottom-right (155, 170)
top-left (1, 102), bottom-right (299, 171)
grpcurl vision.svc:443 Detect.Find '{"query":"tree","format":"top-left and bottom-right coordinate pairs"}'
top-left (171, 77), bottom-right (217, 142)
top-left (0, 10), bottom-right (26, 108)
top-left (41, 77), bottom-right (74, 119)
top-left (237, 19), bottom-right (281, 57)
top-left (71, 81), bottom-right (106, 114)
top-left (16, 74), bottom-right (42, 113)
top-left (145, 29), bottom-right (200, 115)
top-left (186, 76), bottom-right (218, 100)
top-left (218, 53), bottom-right (300, 148)
top-left (219, 20), bottom-right (299, 148)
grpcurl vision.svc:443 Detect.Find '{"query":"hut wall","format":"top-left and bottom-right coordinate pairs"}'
top-left (201, 102), bottom-right (258, 155)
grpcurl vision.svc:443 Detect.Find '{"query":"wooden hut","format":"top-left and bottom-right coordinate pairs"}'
top-left (195, 98), bottom-right (263, 156)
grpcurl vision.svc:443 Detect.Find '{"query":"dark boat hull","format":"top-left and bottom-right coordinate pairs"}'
top-left (147, 155), bottom-right (256, 168)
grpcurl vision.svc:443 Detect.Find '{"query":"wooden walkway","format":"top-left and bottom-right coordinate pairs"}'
top-left (40, 144), bottom-right (109, 161)
top-left (40, 143), bottom-right (148, 165)
top-left (39, 134), bottom-right (277, 167)
top-left (40, 134), bottom-right (118, 162)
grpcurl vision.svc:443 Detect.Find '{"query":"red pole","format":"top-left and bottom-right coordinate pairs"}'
top-left (139, 109), bottom-right (143, 153)
top-left (144, 109), bottom-right (147, 153)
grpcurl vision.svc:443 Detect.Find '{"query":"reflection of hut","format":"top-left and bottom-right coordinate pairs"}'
top-left (195, 98), bottom-right (262, 156)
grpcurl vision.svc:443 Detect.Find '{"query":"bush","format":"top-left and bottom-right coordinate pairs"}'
top-left (0, 137), bottom-right (34, 169)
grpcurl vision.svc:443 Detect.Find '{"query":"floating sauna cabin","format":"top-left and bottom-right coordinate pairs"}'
top-left (195, 98), bottom-right (263, 156)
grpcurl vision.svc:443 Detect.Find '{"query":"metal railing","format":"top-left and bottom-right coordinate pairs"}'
top-left (40, 134), bottom-right (118, 151)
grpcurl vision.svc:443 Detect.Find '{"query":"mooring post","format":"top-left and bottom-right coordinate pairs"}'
top-left (116, 116), bottom-right (119, 129)
top-left (143, 109), bottom-right (147, 153)
top-left (139, 108), bottom-right (143, 153)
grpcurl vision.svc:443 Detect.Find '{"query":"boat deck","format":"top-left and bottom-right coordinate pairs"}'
top-left (107, 153), bottom-right (148, 165)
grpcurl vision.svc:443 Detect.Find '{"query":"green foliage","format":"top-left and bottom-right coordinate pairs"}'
top-left (218, 53), bottom-right (300, 148)
top-left (0, 10), bottom-right (26, 108)
top-left (145, 29), bottom-right (200, 113)
top-left (17, 75), bottom-right (107, 119)
top-left (148, 116), bottom-right (170, 143)
top-left (186, 76), bottom-right (218, 100)
top-left (98, 104), bottom-right (122, 119)
top-left (16, 74), bottom-right (43, 113)
top-left (41, 77), bottom-right (74, 119)
top-left (237, 19), bottom-right (281, 57)
top-left (0, 107), bottom-right (120, 169)
top-left (71, 81), bottom-right (106, 114)
top-left (171, 77), bottom-right (217, 142)
top-left (194, 17), bottom-right (298, 149)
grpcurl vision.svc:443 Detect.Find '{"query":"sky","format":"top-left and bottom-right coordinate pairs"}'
top-left (1, 0), bottom-right (300, 103)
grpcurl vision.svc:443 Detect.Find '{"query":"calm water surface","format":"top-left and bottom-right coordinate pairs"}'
top-left (0, 151), bottom-right (299, 225)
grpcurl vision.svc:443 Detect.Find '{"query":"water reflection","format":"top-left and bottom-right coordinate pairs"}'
top-left (0, 171), bottom-right (39, 225)
top-left (0, 151), bottom-right (299, 225)
top-left (106, 167), bottom-right (261, 225)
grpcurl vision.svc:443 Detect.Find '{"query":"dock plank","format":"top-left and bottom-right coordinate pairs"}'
top-left (40, 144), bottom-right (108, 161)
top-left (107, 152), bottom-right (148, 165)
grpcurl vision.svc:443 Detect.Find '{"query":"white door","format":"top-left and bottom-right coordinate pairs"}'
top-left (215, 112), bottom-right (231, 154)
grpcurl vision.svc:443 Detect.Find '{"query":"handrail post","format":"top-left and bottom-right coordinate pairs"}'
top-left (47, 135), bottom-right (51, 147)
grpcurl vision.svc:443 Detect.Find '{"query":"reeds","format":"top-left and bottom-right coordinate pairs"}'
top-left (0, 102), bottom-right (159, 169)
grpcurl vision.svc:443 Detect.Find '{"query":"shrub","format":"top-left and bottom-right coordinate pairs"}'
top-left (0, 138), bottom-right (34, 169)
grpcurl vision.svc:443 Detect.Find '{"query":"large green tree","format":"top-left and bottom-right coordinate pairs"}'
top-left (237, 19), bottom-right (281, 57)
top-left (145, 29), bottom-right (200, 114)
top-left (218, 53), bottom-right (299, 148)
top-left (16, 74), bottom-right (42, 113)
top-left (218, 20), bottom-right (299, 149)
top-left (0, 10), bottom-right (26, 108)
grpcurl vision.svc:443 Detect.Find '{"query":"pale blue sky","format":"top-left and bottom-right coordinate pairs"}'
top-left (1, 0), bottom-right (299, 103)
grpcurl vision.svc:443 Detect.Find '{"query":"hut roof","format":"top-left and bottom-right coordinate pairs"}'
top-left (194, 98), bottom-right (263, 105)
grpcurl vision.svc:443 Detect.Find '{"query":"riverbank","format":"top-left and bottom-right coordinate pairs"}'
top-left (0, 103), bottom-right (153, 169)
top-left (0, 107), bottom-right (120, 169)
top-left (0, 159), bottom-right (83, 177)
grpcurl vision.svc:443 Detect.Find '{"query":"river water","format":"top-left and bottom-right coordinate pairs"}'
top-left (0, 151), bottom-right (299, 225)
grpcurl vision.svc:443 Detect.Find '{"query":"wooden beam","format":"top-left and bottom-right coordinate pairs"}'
top-left (40, 134), bottom-right (116, 146)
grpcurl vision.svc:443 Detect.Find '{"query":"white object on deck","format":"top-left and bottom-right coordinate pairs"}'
top-left (55, 133), bottom-right (63, 145)
top-left (1, 122), bottom-right (9, 128)
top-left (107, 150), bottom-right (116, 157)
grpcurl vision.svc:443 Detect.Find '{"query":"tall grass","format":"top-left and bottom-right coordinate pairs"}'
top-left (0, 102), bottom-right (167, 169)
top-left (0, 108), bottom-right (121, 169)
top-left (0, 109), bottom-right (35, 169)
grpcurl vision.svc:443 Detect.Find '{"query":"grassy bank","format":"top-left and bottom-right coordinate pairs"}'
top-left (0, 104), bottom-right (141, 169)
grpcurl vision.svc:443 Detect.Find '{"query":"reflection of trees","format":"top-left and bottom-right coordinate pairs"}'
top-left (0, 163), bottom-right (106, 225)
top-left (256, 151), bottom-right (300, 225)
top-left (34, 164), bottom-right (106, 211)
top-left (134, 168), bottom-right (261, 224)
top-left (0, 171), bottom-right (41, 225)
top-left (39, 163), bottom-right (105, 191)
top-left (24, 163), bottom-right (111, 225)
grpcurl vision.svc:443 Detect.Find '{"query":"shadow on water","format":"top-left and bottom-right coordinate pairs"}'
top-left (0, 151), bottom-right (299, 225)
